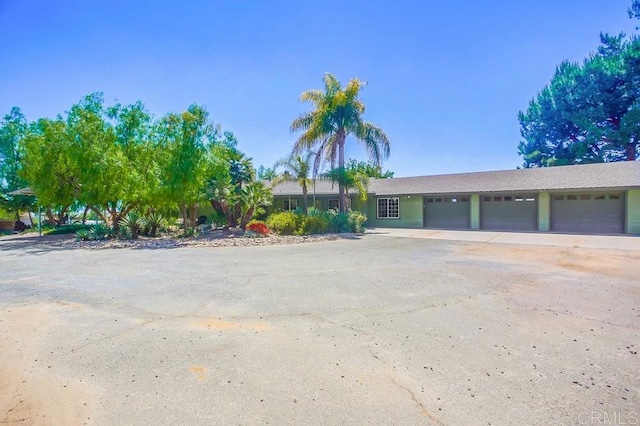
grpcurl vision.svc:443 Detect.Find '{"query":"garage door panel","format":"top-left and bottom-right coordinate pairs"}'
top-left (551, 193), bottom-right (623, 234)
top-left (481, 195), bottom-right (537, 231)
top-left (424, 196), bottom-right (470, 229)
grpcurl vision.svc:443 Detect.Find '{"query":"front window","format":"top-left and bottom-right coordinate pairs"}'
top-left (327, 199), bottom-right (339, 210)
top-left (282, 199), bottom-right (298, 211)
top-left (377, 197), bottom-right (399, 219)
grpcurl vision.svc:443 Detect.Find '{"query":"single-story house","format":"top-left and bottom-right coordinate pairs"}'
top-left (270, 161), bottom-right (640, 235)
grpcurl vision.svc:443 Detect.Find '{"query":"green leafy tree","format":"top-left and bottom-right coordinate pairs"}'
top-left (273, 151), bottom-right (313, 214)
top-left (207, 145), bottom-right (271, 229)
top-left (41, 93), bottom-right (157, 230)
top-left (0, 107), bottom-right (35, 220)
top-left (20, 117), bottom-right (77, 225)
top-left (155, 105), bottom-right (217, 229)
top-left (345, 158), bottom-right (394, 178)
top-left (519, 25), bottom-right (640, 166)
top-left (291, 73), bottom-right (390, 212)
top-left (256, 165), bottom-right (277, 181)
top-left (322, 166), bottom-right (369, 207)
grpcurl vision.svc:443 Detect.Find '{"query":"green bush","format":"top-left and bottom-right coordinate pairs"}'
top-left (347, 210), bottom-right (367, 233)
top-left (120, 211), bottom-right (144, 239)
top-left (143, 212), bottom-right (166, 237)
top-left (296, 215), bottom-right (328, 235)
top-left (89, 223), bottom-right (113, 240)
top-left (75, 229), bottom-right (90, 241)
top-left (265, 211), bottom-right (301, 235)
top-left (47, 224), bottom-right (91, 235)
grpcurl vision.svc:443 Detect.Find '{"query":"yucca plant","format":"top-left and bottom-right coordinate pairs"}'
top-left (89, 223), bottom-right (113, 241)
top-left (75, 229), bottom-right (90, 241)
top-left (119, 211), bottom-right (144, 239)
top-left (144, 212), bottom-right (166, 238)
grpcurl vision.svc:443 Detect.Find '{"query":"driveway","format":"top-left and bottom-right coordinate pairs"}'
top-left (0, 235), bottom-right (638, 425)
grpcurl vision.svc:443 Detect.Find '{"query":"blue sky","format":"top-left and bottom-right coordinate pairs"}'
top-left (1, 1), bottom-right (637, 177)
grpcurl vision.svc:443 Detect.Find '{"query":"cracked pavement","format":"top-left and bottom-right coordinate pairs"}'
top-left (0, 235), bottom-right (639, 425)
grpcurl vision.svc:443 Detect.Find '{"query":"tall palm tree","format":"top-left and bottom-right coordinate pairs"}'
top-left (290, 73), bottom-right (390, 212)
top-left (273, 151), bottom-right (313, 214)
top-left (322, 166), bottom-right (369, 209)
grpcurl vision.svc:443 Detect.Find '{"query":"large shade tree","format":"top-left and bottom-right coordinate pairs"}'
top-left (155, 104), bottom-right (217, 229)
top-left (0, 107), bottom-right (34, 220)
top-left (518, 6), bottom-right (640, 167)
top-left (291, 73), bottom-right (390, 212)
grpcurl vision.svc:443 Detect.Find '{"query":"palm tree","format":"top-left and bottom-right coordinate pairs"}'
top-left (273, 151), bottom-right (313, 214)
top-left (290, 73), bottom-right (390, 212)
top-left (239, 181), bottom-right (272, 228)
top-left (323, 167), bottom-right (369, 209)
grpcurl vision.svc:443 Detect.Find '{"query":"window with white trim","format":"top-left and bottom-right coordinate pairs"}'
top-left (282, 199), bottom-right (298, 211)
top-left (327, 199), bottom-right (339, 210)
top-left (377, 197), bottom-right (399, 219)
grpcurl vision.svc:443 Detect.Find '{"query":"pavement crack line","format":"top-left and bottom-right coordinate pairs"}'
top-left (388, 376), bottom-right (444, 425)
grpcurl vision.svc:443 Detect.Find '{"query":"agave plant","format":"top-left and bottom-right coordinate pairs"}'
top-left (89, 223), bottom-right (113, 241)
top-left (144, 212), bottom-right (166, 237)
top-left (75, 229), bottom-right (90, 241)
top-left (119, 211), bottom-right (144, 239)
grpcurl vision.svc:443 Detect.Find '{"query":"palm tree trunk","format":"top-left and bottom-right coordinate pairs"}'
top-left (338, 132), bottom-right (347, 213)
top-left (302, 184), bottom-right (308, 214)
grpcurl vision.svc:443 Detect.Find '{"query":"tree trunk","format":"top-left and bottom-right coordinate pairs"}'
top-left (626, 143), bottom-right (637, 161)
top-left (189, 204), bottom-right (198, 227)
top-left (45, 207), bottom-right (55, 225)
top-left (240, 206), bottom-right (255, 229)
top-left (89, 206), bottom-right (108, 224)
top-left (302, 184), bottom-right (308, 214)
top-left (180, 204), bottom-right (188, 230)
top-left (81, 206), bottom-right (89, 224)
top-left (337, 131), bottom-right (347, 213)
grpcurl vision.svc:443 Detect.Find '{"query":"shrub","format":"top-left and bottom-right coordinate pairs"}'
top-left (46, 224), bottom-right (91, 235)
top-left (75, 229), bottom-right (90, 241)
top-left (120, 211), bottom-right (144, 239)
top-left (265, 211), bottom-right (301, 235)
top-left (246, 220), bottom-right (270, 236)
top-left (348, 210), bottom-right (367, 233)
top-left (89, 223), bottom-right (113, 240)
top-left (143, 212), bottom-right (166, 237)
top-left (296, 215), bottom-right (328, 235)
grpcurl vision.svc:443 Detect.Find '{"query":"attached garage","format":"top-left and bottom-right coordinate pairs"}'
top-left (551, 193), bottom-right (624, 234)
top-left (424, 195), bottom-right (470, 229)
top-left (481, 194), bottom-right (537, 231)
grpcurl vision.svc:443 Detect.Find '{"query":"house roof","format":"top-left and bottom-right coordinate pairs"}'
top-left (271, 162), bottom-right (640, 196)
top-left (269, 179), bottom-right (342, 196)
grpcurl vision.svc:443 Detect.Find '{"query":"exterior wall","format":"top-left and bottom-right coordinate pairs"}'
top-left (270, 195), bottom-right (352, 214)
top-left (538, 191), bottom-right (550, 232)
top-left (627, 189), bottom-right (640, 234)
top-left (470, 194), bottom-right (480, 229)
top-left (365, 195), bottom-right (423, 228)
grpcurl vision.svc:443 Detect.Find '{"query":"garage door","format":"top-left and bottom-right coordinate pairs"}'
top-left (424, 195), bottom-right (470, 229)
top-left (481, 194), bottom-right (537, 231)
top-left (551, 193), bottom-right (624, 234)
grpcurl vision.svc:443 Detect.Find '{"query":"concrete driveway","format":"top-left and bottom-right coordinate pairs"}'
top-left (0, 234), bottom-right (638, 425)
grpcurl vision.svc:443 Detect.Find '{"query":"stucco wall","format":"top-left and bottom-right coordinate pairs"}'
top-left (627, 189), bottom-right (640, 234)
top-left (365, 195), bottom-right (423, 228)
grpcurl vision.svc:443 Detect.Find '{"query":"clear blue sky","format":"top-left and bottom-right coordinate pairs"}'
top-left (1, 1), bottom-right (637, 177)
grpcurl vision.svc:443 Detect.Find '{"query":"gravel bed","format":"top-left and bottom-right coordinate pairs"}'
top-left (44, 232), bottom-right (361, 250)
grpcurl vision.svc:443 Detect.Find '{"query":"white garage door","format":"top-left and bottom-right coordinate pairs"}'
top-left (551, 193), bottom-right (624, 234)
